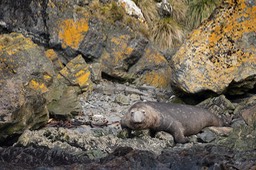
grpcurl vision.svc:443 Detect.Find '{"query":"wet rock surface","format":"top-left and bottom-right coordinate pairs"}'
top-left (0, 144), bottom-right (255, 170)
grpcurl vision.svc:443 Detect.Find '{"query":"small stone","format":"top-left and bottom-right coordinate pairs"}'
top-left (130, 94), bottom-right (140, 102)
top-left (197, 129), bottom-right (217, 143)
top-left (115, 94), bottom-right (130, 105)
top-left (240, 105), bottom-right (256, 126)
top-left (208, 127), bottom-right (233, 136)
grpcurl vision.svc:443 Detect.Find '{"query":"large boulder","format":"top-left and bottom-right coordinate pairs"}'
top-left (101, 31), bottom-right (172, 88)
top-left (0, 33), bottom-right (54, 142)
top-left (46, 55), bottom-right (93, 117)
top-left (0, 0), bottom-right (49, 44)
top-left (0, 0), bottom-right (172, 89)
top-left (171, 0), bottom-right (256, 95)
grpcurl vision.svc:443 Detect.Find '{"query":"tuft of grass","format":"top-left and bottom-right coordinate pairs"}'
top-left (150, 17), bottom-right (185, 51)
top-left (168, 0), bottom-right (188, 23)
top-left (89, 0), bottom-right (126, 23)
top-left (135, 0), bottom-right (160, 24)
top-left (186, 0), bottom-right (222, 29)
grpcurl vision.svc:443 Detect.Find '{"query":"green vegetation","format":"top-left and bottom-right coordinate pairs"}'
top-left (151, 17), bottom-right (184, 50)
top-left (168, 0), bottom-right (187, 23)
top-left (90, 0), bottom-right (126, 23)
top-left (135, 0), bottom-right (159, 24)
top-left (88, 0), bottom-right (221, 51)
top-left (186, 0), bottom-right (222, 29)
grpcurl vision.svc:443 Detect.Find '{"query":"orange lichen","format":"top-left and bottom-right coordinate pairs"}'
top-left (142, 70), bottom-right (170, 88)
top-left (144, 48), bottom-right (167, 65)
top-left (109, 35), bottom-right (134, 65)
top-left (59, 55), bottom-right (92, 91)
top-left (171, 0), bottom-right (256, 93)
top-left (45, 49), bottom-right (57, 61)
top-left (0, 33), bottom-right (35, 56)
top-left (75, 70), bottom-right (91, 88)
top-left (29, 80), bottom-right (48, 93)
top-left (58, 18), bottom-right (89, 49)
top-left (45, 49), bottom-right (64, 70)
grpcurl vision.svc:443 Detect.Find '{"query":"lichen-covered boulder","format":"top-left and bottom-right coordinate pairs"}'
top-left (0, 33), bottom-right (55, 142)
top-left (0, 0), bottom-right (172, 89)
top-left (101, 33), bottom-right (171, 89)
top-left (171, 0), bottom-right (256, 95)
top-left (46, 55), bottom-right (93, 117)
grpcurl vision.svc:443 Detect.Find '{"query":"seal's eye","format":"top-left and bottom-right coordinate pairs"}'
top-left (130, 111), bottom-right (134, 116)
top-left (141, 110), bottom-right (146, 114)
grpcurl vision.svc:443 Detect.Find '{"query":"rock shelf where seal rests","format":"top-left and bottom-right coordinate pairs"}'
top-left (121, 101), bottom-right (223, 143)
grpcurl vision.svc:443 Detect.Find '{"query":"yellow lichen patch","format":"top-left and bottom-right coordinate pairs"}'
top-left (59, 55), bottom-right (93, 91)
top-left (58, 18), bottom-right (89, 49)
top-left (29, 80), bottom-right (48, 93)
top-left (45, 49), bottom-right (58, 61)
top-left (43, 74), bottom-right (52, 83)
top-left (45, 49), bottom-right (64, 71)
top-left (108, 35), bottom-right (134, 65)
top-left (144, 48), bottom-right (167, 65)
top-left (0, 33), bottom-right (35, 56)
top-left (75, 70), bottom-right (91, 88)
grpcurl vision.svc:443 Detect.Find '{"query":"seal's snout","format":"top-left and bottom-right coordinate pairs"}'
top-left (131, 110), bottom-right (145, 124)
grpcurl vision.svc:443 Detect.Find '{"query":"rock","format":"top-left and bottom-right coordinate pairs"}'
top-left (78, 19), bottom-right (106, 60)
top-left (101, 32), bottom-right (172, 89)
top-left (197, 129), bottom-right (218, 143)
top-left (89, 62), bottom-right (102, 83)
top-left (208, 127), bottom-right (233, 136)
top-left (240, 105), bottom-right (256, 126)
top-left (231, 118), bottom-right (247, 128)
top-left (0, 0), bottom-right (49, 44)
top-left (233, 95), bottom-right (256, 126)
top-left (45, 49), bottom-right (64, 72)
top-left (115, 93), bottom-right (130, 105)
top-left (1, 144), bottom-right (255, 170)
top-left (118, 0), bottom-right (145, 22)
top-left (0, 0), bottom-right (172, 89)
top-left (155, 131), bottom-right (174, 146)
top-left (171, 0), bottom-right (256, 95)
top-left (157, 0), bottom-right (172, 17)
top-left (0, 33), bottom-right (54, 142)
top-left (46, 82), bottom-right (83, 118)
top-left (216, 125), bottom-right (256, 151)
top-left (0, 146), bottom-right (92, 169)
top-left (16, 127), bottom-right (117, 159)
top-left (58, 55), bottom-right (93, 92)
top-left (197, 95), bottom-right (235, 115)
top-left (47, 0), bottom-right (90, 50)
top-left (197, 95), bottom-right (235, 125)
top-left (46, 55), bottom-right (93, 117)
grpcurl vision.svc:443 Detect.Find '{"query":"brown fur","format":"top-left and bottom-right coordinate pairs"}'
top-left (121, 101), bottom-right (223, 143)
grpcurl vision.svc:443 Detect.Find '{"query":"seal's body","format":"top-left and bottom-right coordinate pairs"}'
top-left (121, 101), bottom-right (223, 143)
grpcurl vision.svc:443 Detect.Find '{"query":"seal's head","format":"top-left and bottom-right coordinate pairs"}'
top-left (121, 102), bottom-right (160, 130)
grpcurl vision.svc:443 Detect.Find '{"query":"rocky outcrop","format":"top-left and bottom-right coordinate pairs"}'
top-left (46, 55), bottom-right (93, 117)
top-left (0, 33), bottom-right (54, 142)
top-left (0, 0), bottom-right (172, 89)
top-left (171, 0), bottom-right (256, 95)
top-left (0, 145), bottom-right (255, 169)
